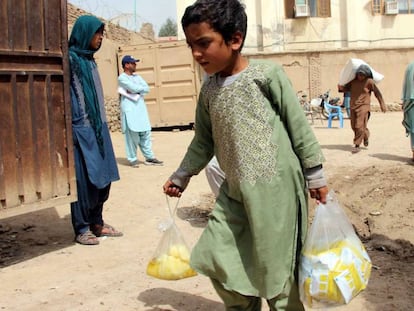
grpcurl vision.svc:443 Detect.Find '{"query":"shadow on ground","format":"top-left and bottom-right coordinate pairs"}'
top-left (176, 193), bottom-right (215, 228)
top-left (138, 287), bottom-right (222, 311)
top-left (116, 157), bottom-right (131, 167)
top-left (0, 207), bottom-right (73, 268)
top-left (369, 153), bottom-right (413, 164)
top-left (320, 144), bottom-right (352, 152)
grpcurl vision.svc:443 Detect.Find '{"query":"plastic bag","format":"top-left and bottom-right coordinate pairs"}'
top-left (299, 191), bottom-right (372, 308)
top-left (338, 58), bottom-right (384, 86)
top-left (146, 197), bottom-right (197, 280)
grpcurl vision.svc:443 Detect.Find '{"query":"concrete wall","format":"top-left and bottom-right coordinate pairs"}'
top-left (247, 47), bottom-right (414, 109)
top-left (101, 45), bottom-right (414, 131)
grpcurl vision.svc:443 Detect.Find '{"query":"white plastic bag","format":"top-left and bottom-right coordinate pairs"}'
top-left (146, 197), bottom-right (197, 280)
top-left (338, 58), bottom-right (384, 86)
top-left (299, 191), bottom-right (372, 308)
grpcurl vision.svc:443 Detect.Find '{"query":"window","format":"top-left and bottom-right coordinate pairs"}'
top-left (372, 0), bottom-right (382, 14)
top-left (285, 0), bottom-right (331, 18)
top-left (310, 0), bottom-right (331, 16)
top-left (372, 0), bottom-right (414, 14)
top-left (398, 0), bottom-right (414, 13)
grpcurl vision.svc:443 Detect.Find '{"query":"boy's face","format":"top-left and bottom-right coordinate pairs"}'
top-left (89, 28), bottom-right (104, 50)
top-left (184, 22), bottom-right (242, 76)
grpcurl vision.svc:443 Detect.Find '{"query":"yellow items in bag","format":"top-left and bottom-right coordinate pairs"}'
top-left (146, 197), bottom-right (197, 281)
top-left (147, 243), bottom-right (197, 280)
top-left (299, 192), bottom-right (372, 308)
top-left (300, 239), bottom-right (372, 307)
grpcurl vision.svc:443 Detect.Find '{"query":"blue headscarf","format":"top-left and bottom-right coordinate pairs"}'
top-left (69, 15), bottom-right (105, 156)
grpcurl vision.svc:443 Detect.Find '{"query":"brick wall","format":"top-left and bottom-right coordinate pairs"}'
top-left (67, 4), bottom-right (154, 45)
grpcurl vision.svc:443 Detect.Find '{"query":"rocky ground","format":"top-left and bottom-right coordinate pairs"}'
top-left (0, 111), bottom-right (413, 311)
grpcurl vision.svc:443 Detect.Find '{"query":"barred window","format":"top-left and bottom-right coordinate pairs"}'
top-left (285, 0), bottom-right (331, 18)
top-left (372, 0), bottom-right (383, 14)
top-left (398, 0), bottom-right (414, 13)
top-left (374, 0), bottom-right (414, 14)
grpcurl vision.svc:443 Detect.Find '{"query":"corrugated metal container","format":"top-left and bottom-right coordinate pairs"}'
top-left (0, 0), bottom-right (76, 211)
top-left (118, 41), bottom-right (201, 127)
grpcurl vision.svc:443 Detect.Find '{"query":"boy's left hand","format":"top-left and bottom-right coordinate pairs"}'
top-left (309, 186), bottom-right (329, 204)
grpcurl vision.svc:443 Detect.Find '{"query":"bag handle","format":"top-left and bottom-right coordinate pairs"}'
top-left (166, 195), bottom-right (180, 220)
top-left (158, 196), bottom-right (181, 232)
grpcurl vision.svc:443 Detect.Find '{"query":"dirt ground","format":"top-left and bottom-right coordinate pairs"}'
top-left (0, 111), bottom-right (413, 311)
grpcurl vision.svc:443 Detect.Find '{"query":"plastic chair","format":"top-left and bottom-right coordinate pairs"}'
top-left (324, 101), bottom-right (344, 128)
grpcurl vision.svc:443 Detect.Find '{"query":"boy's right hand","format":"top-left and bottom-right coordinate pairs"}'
top-left (309, 186), bottom-right (329, 204)
top-left (163, 180), bottom-right (183, 197)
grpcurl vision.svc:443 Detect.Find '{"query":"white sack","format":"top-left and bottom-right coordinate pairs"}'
top-left (338, 58), bottom-right (384, 86)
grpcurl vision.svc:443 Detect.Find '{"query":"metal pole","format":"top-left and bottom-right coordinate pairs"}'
top-left (255, 0), bottom-right (264, 51)
top-left (134, 0), bottom-right (137, 31)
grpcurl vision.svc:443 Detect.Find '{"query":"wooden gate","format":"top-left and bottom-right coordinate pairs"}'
top-left (0, 0), bottom-right (76, 211)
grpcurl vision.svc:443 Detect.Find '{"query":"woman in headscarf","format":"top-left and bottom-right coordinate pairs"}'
top-left (69, 15), bottom-right (122, 245)
top-left (401, 61), bottom-right (414, 162)
top-left (343, 64), bottom-right (387, 153)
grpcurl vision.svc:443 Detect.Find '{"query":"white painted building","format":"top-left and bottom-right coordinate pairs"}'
top-left (176, 0), bottom-right (414, 53)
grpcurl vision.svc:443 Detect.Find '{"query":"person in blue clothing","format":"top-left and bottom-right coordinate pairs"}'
top-left (343, 91), bottom-right (351, 118)
top-left (118, 55), bottom-right (163, 167)
top-left (69, 15), bottom-right (122, 245)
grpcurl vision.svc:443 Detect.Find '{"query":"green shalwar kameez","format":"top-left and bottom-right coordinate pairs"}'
top-left (402, 61), bottom-right (414, 152)
top-left (172, 60), bottom-right (324, 301)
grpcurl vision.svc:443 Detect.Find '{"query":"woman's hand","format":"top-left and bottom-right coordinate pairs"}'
top-left (163, 180), bottom-right (183, 197)
top-left (309, 186), bottom-right (329, 204)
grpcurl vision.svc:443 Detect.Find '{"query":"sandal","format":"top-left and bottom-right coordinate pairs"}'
top-left (364, 139), bottom-right (369, 147)
top-left (351, 146), bottom-right (361, 154)
top-left (91, 223), bottom-right (123, 237)
top-left (75, 230), bottom-right (99, 245)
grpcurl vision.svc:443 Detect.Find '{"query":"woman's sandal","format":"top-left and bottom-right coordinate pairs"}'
top-left (75, 230), bottom-right (99, 245)
top-left (90, 223), bottom-right (123, 237)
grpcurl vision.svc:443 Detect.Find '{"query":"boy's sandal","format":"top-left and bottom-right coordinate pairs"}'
top-left (363, 139), bottom-right (369, 147)
top-left (75, 230), bottom-right (99, 245)
top-left (91, 223), bottom-right (123, 237)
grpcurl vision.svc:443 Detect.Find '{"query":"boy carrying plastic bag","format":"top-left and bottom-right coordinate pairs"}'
top-left (299, 191), bottom-right (372, 308)
top-left (146, 197), bottom-right (197, 280)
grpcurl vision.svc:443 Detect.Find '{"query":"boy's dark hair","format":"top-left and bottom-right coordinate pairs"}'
top-left (181, 0), bottom-right (247, 50)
